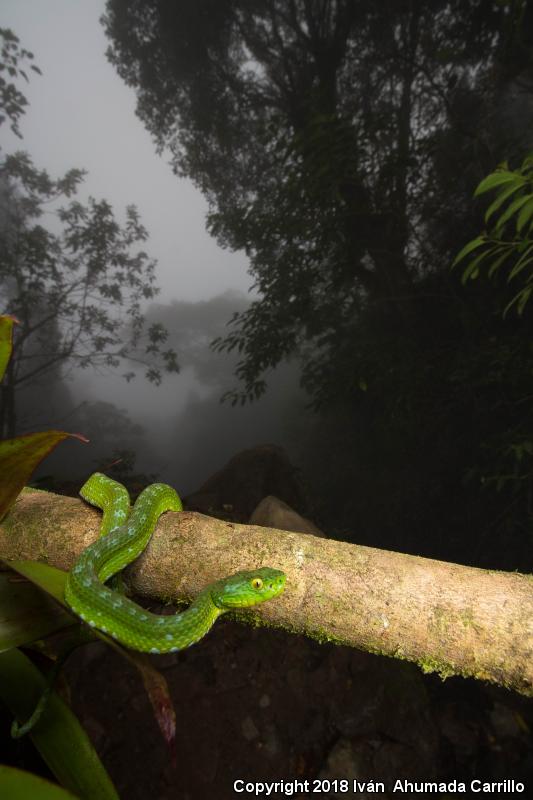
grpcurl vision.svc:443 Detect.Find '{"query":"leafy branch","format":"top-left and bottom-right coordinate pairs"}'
top-left (453, 154), bottom-right (533, 315)
top-left (0, 27), bottom-right (42, 139)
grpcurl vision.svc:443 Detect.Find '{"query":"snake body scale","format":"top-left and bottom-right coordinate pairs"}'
top-left (65, 473), bottom-right (286, 653)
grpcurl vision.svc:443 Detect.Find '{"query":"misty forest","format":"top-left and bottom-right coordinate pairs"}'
top-left (1, 1), bottom-right (533, 798)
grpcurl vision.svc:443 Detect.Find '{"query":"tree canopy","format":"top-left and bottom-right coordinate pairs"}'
top-left (0, 28), bottom-right (179, 439)
top-left (0, 152), bottom-right (179, 437)
top-left (103, 0), bottom-right (532, 402)
top-left (0, 27), bottom-right (41, 139)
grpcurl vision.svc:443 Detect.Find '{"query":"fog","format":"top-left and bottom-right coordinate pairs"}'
top-left (1, 1), bottom-right (310, 494)
top-left (33, 290), bottom-right (313, 495)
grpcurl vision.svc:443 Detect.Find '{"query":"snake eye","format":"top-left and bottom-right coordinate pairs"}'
top-left (251, 577), bottom-right (263, 590)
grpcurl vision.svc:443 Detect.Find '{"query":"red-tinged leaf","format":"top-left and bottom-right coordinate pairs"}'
top-left (0, 315), bottom-right (20, 382)
top-left (89, 632), bottom-right (176, 758)
top-left (119, 648), bottom-right (176, 761)
top-left (0, 431), bottom-right (89, 522)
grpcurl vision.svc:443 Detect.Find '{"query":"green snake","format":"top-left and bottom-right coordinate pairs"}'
top-left (64, 472), bottom-right (286, 653)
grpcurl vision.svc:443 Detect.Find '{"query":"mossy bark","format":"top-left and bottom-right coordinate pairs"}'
top-left (1, 487), bottom-right (532, 696)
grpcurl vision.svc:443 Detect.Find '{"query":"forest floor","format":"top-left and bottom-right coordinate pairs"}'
top-left (4, 615), bottom-right (532, 800)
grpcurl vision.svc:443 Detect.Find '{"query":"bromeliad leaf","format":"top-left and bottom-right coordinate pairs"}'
top-left (0, 766), bottom-right (78, 800)
top-left (0, 431), bottom-right (88, 522)
top-left (0, 648), bottom-right (119, 799)
top-left (7, 559), bottom-right (176, 753)
top-left (118, 649), bottom-right (176, 760)
top-left (6, 560), bottom-right (69, 605)
top-left (0, 569), bottom-right (73, 653)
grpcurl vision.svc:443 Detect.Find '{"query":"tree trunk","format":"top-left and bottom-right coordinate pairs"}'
top-left (1, 487), bottom-right (532, 697)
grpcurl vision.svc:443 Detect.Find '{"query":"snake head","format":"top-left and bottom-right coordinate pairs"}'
top-left (210, 567), bottom-right (286, 609)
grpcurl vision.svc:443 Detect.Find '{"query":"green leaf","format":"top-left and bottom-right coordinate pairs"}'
top-left (494, 193), bottom-right (533, 231)
top-left (0, 431), bottom-right (88, 523)
top-left (460, 247), bottom-right (493, 284)
top-left (0, 766), bottom-right (78, 800)
top-left (503, 286), bottom-right (532, 317)
top-left (484, 182), bottom-right (525, 223)
top-left (507, 243), bottom-right (533, 281)
top-left (0, 648), bottom-right (119, 799)
top-left (452, 236), bottom-right (486, 268)
top-left (0, 314), bottom-right (19, 382)
top-left (517, 286), bottom-right (532, 314)
top-left (0, 568), bottom-right (73, 652)
top-left (474, 170), bottom-right (523, 196)
top-left (516, 197), bottom-right (533, 233)
top-left (487, 248), bottom-right (513, 278)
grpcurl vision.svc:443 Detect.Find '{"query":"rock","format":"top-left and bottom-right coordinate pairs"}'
top-left (249, 495), bottom-right (325, 537)
top-left (241, 715), bottom-right (260, 741)
top-left (184, 444), bottom-right (308, 522)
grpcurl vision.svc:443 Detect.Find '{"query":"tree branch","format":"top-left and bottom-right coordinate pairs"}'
top-left (1, 487), bottom-right (532, 696)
